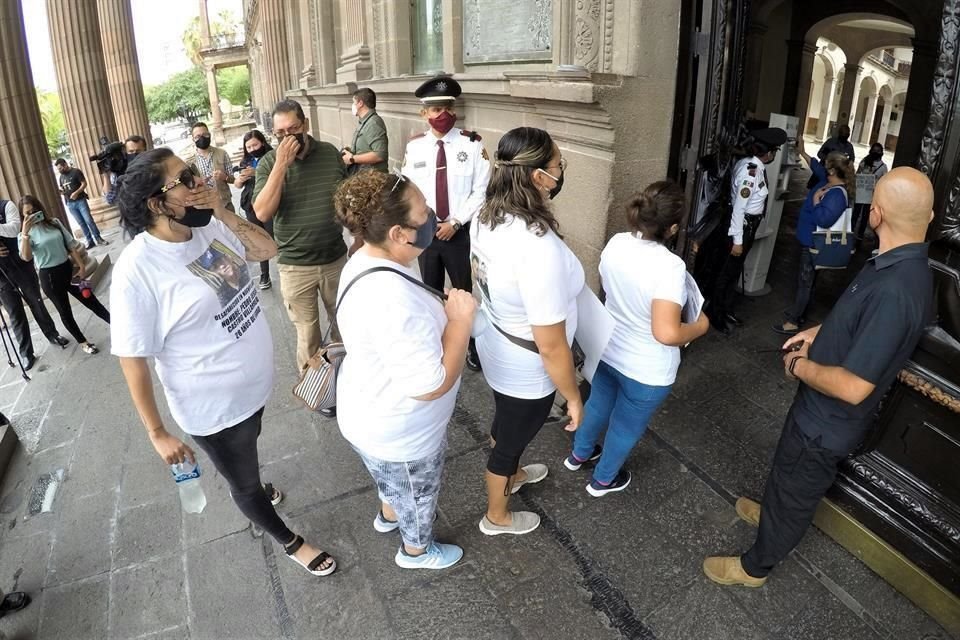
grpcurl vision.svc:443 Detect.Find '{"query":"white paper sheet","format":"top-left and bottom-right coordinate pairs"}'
top-left (682, 271), bottom-right (705, 324)
top-left (574, 286), bottom-right (616, 383)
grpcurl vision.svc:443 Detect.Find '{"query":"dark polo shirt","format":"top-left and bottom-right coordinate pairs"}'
top-left (792, 242), bottom-right (933, 452)
top-left (253, 135), bottom-right (347, 266)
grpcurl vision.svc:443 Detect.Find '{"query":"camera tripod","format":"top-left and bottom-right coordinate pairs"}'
top-left (0, 306), bottom-right (29, 381)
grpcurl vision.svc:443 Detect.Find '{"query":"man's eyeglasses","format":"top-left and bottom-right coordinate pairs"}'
top-left (158, 168), bottom-right (199, 195)
top-left (274, 122), bottom-right (304, 138)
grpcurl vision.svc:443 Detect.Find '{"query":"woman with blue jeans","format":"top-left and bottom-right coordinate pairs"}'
top-left (773, 150), bottom-right (854, 336)
top-left (566, 182), bottom-right (709, 496)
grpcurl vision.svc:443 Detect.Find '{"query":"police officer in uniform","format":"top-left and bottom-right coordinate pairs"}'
top-left (402, 76), bottom-right (491, 370)
top-left (709, 127), bottom-right (786, 334)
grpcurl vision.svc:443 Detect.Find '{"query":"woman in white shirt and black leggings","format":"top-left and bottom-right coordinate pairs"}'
top-left (565, 182), bottom-right (710, 495)
top-left (333, 170), bottom-right (477, 570)
top-left (471, 127), bottom-right (584, 536)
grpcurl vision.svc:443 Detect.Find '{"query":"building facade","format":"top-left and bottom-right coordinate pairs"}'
top-left (244, 0), bottom-right (682, 285)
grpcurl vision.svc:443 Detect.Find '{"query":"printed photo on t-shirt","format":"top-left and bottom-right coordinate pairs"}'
top-left (470, 251), bottom-right (491, 306)
top-left (186, 240), bottom-right (251, 307)
top-left (186, 240), bottom-right (262, 340)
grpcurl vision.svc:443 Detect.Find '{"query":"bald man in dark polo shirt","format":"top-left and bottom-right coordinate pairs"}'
top-left (704, 167), bottom-right (936, 587)
top-left (253, 100), bottom-right (347, 390)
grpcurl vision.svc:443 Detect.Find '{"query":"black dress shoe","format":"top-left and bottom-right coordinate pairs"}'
top-left (318, 406), bottom-right (337, 418)
top-left (710, 319), bottom-right (732, 336)
top-left (465, 352), bottom-right (482, 372)
top-left (50, 336), bottom-right (69, 349)
top-left (725, 312), bottom-right (744, 327)
top-left (24, 355), bottom-right (36, 372)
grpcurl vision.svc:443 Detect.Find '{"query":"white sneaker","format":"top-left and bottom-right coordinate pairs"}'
top-left (373, 511), bottom-right (400, 533)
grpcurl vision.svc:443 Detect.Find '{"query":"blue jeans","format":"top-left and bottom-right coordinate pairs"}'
top-left (65, 198), bottom-right (101, 244)
top-left (572, 360), bottom-right (672, 484)
top-left (785, 246), bottom-right (816, 325)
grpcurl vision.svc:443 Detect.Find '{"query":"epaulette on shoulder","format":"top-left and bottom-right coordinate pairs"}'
top-left (410, 132), bottom-right (427, 141)
top-left (461, 130), bottom-right (482, 142)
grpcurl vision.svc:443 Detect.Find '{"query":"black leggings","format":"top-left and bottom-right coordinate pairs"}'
top-left (487, 390), bottom-right (556, 477)
top-left (37, 260), bottom-right (110, 344)
top-left (191, 407), bottom-right (294, 544)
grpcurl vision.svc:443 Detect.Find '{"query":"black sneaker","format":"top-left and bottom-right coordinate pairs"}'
top-left (318, 406), bottom-right (336, 418)
top-left (725, 312), bottom-right (744, 327)
top-left (50, 336), bottom-right (70, 349)
top-left (564, 445), bottom-right (602, 471)
top-left (85, 242), bottom-right (96, 250)
top-left (259, 277), bottom-right (272, 290)
top-left (24, 355), bottom-right (36, 372)
top-left (465, 351), bottom-right (481, 372)
top-left (586, 470), bottom-right (632, 497)
top-left (97, 238), bottom-right (109, 246)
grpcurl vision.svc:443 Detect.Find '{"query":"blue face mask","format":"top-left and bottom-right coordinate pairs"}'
top-left (406, 213), bottom-right (437, 250)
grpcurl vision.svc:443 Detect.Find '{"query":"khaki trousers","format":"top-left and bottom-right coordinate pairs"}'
top-left (278, 255), bottom-right (346, 371)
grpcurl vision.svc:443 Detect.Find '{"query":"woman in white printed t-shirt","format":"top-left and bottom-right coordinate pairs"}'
top-left (333, 170), bottom-right (477, 570)
top-left (471, 127), bottom-right (585, 537)
top-left (565, 182), bottom-right (710, 496)
top-left (110, 148), bottom-right (336, 578)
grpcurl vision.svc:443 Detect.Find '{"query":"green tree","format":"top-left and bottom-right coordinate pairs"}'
top-left (182, 10), bottom-right (242, 65)
top-left (217, 66), bottom-right (250, 106)
top-left (35, 89), bottom-right (68, 158)
top-left (144, 68), bottom-right (210, 124)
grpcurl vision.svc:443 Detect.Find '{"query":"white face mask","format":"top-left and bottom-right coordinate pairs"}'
top-left (351, 102), bottom-right (359, 117)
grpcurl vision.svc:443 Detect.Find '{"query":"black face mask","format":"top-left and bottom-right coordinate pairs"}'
top-left (194, 135), bottom-right (212, 150)
top-left (406, 214), bottom-right (438, 250)
top-left (177, 206), bottom-right (214, 228)
top-left (540, 169), bottom-right (564, 200)
top-left (293, 133), bottom-right (306, 149)
top-left (250, 146), bottom-right (268, 159)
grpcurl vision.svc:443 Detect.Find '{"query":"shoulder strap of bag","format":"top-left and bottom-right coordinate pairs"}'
top-left (322, 266), bottom-right (447, 344)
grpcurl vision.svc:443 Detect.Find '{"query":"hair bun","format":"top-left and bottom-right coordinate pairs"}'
top-left (333, 171), bottom-right (391, 234)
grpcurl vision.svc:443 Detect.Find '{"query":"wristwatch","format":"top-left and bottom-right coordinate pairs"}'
top-left (450, 220), bottom-right (462, 231)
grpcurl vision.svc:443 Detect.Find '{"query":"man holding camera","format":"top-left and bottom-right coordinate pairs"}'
top-left (55, 158), bottom-right (107, 249)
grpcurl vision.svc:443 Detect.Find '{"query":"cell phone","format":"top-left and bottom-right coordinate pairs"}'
top-left (30, 211), bottom-right (44, 223)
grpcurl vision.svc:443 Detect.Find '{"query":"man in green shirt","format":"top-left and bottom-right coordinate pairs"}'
top-left (253, 100), bottom-right (347, 394)
top-left (341, 88), bottom-right (389, 174)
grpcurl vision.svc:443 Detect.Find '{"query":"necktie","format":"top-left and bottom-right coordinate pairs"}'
top-left (435, 140), bottom-right (449, 221)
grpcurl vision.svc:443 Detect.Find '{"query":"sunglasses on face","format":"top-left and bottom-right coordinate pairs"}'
top-left (158, 168), bottom-right (200, 195)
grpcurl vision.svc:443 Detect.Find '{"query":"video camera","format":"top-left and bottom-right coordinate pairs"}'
top-left (89, 136), bottom-right (127, 176)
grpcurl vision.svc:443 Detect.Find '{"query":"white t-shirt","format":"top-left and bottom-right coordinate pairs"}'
top-left (110, 219), bottom-right (274, 436)
top-left (470, 214), bottom-right (584, 399)
top-left (600, 232), bottom-right (687, 386)
top-left (335, 249), bottom-right (457, 462)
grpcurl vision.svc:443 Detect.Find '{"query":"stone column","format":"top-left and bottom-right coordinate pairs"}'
top-left (442, 0), bottom-right (464, 73)
top-left (311, 0), bottom-right (338, 86)
top-left (895, 38), bottom-right (938, 167)
top-left (836, 63), bottom-right (862, 127)
top-left (336, 0), bottom-right (372, 83)
top-left (297, 2), bottom-right (317, 88)
top-left (260, 0), bottom-right (293, 109)
top-left (742, 23), bottom-right (769, 115)
top-left (204, 64), bottom-right (226, 145)
top-left (877, 99), bottom-right (894, 146)
top-left (46, 0), bottom-right (120, 227)
top-left (815, 75), bottom-right (836, 141)
top-left (98, 0), bottom-right (152, 145)
top-left (861, 93), bottom-right (879, 144)
top-left (0, 1), bottom-right (69, 228)
top-left (199, 0), bottom-right (211, 47)
top-left (781, 39), bottom-right (817, 120)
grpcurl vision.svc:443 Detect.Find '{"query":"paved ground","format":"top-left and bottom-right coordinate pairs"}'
top-left (0, 172), bottom-right (953, 640)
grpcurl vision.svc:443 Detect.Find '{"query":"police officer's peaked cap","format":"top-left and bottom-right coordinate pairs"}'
top-left (752, 127), bottom-right (787, 149)
top-left (415, 75), bottom-right (462, 104)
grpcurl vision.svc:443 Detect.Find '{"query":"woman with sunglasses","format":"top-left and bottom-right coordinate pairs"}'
top-left (235, 130), bottom-right (274, 289)
top-left (18, 195), bottom-right (110, 355)
top-left (110, 148), bottom-right (336, 578)
top-left (333, 170), bottom-right (476, 569)
top-left (470, 126), bottom-right (584, 536)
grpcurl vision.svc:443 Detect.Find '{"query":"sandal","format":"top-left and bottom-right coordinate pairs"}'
top-left (264, 483), bottom-right (283, 506)
top-left (284, 534), bottom-right (336, 577)
top-left (0, 591), bottom-right (31, 618)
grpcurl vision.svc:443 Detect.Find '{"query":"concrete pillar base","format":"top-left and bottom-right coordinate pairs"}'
top-left (88, 198), bottom-right (120, 230)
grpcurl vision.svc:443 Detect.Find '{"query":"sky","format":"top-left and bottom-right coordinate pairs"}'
top-left (22, 0), bottom-right (243, 92)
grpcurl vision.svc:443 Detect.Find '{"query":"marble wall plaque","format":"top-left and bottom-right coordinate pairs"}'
top-left (463, 0), bottom-right (553, 63)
